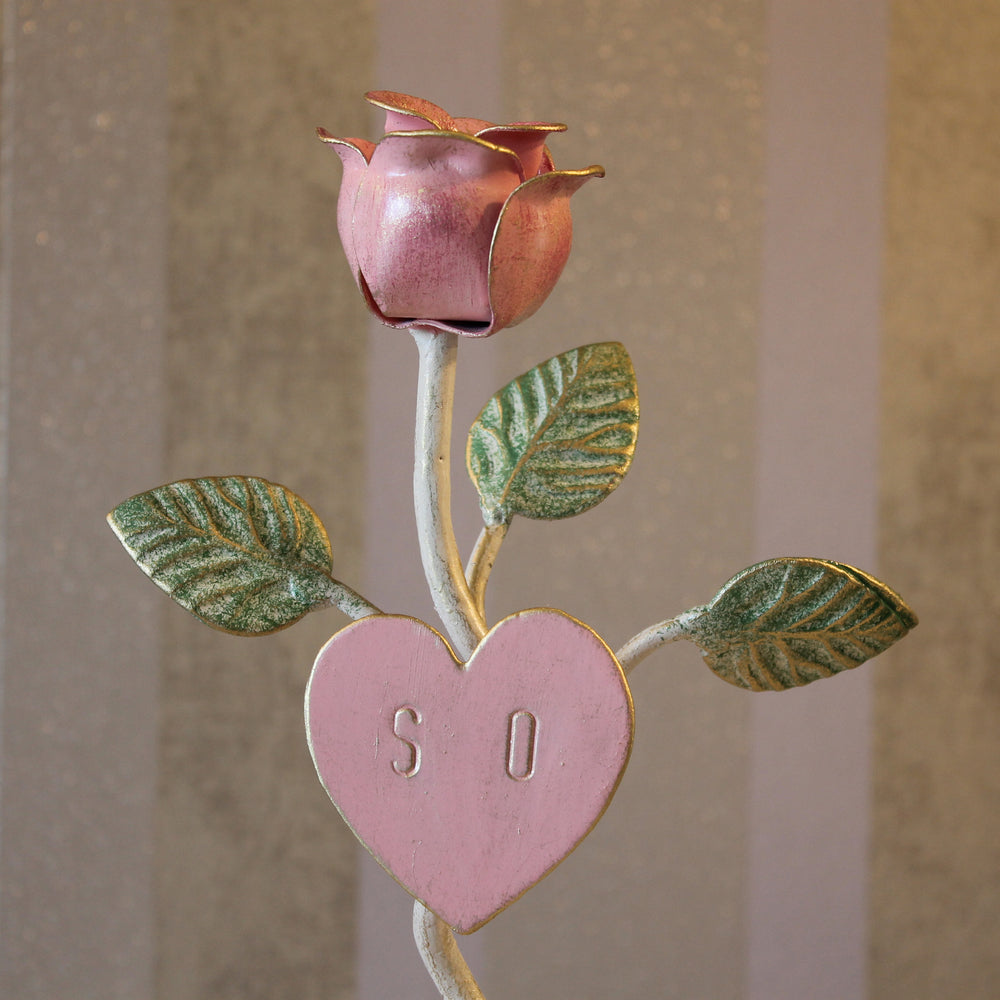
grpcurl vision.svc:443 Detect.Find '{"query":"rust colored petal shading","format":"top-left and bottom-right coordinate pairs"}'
top-left (487, 166), bottom-right (605, 335)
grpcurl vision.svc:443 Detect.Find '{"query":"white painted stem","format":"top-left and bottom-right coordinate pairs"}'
top-left (413, 904), bottom-right (486, 1000)
top-left (615, 607), bottom-right (706, 675)
top-left (412, 328), bottom-right (488, 661)
top-left (322, 578), bottom-right (381, 621)
top-left (411, 327), bottom-right (490, 1000)
top-left (407, 327), bottom-right (704, 996)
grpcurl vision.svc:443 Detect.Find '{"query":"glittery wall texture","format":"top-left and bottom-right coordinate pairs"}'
top-left (1, 4), bottom-right (168, 998)
top-left (1, 1), bottom-right (997, 999)
top-left (156, 4), bottom-right (371, 997)
top-left (874, 3), bottom-right (1000, 995)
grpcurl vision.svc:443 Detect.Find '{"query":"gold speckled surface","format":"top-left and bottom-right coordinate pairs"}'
top-left (874, 3), bottom-right (1000, 995)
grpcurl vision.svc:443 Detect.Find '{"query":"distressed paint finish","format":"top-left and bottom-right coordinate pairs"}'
top-left (319, 91), bottom-right (603, 337)
top-left (107, 476), bottom-right (379, 632)
top-left (467, 342), bottom-right (639, 525)
top-left (688, 558), bottom-right (916, 691)
top-left (305, 609), bottom-right (634, 933)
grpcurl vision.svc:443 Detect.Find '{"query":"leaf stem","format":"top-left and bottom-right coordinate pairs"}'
top-left (465, 522), bottom-right (509, 622)
top-left (615, 607), bottom-right (706, 675)
top-left (412, 328), bottom-right (489, 661)
top-left (413, 903), bottom-right (486, 1000)
top-left (321, 577), bottom-right (382, 621)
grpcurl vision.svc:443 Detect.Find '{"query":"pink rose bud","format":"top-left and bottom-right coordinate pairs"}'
top-left (319, 91), bottom-right (604, 338)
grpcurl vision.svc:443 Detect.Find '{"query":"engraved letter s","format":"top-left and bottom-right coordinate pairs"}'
top-left (391, 705), bottom-right (422, 777)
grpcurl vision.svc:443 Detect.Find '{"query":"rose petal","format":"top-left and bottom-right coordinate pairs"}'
top-left (357, 270), bottom-right (491, 336)
top-left (477, 123), bottom-right (566, 178)
top-left (486, 165), bottom-right (605, 334)
top-left (366, 90), bottom-right (455, 133)
top-left (317, 129), bottom-right (377, 282)
top-left (354, 132), bottom-right (523, 325)
top-left (453, 117), bottom-right (495, 135)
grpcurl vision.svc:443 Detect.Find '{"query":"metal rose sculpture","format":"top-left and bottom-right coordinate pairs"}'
top-left (108, 91), bottom-right (917, 1000)
top-left (318, 90), bottom-right (605, 337)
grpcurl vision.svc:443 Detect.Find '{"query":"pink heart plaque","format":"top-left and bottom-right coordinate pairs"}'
top-left (305, 608), bottom-right (634, 933)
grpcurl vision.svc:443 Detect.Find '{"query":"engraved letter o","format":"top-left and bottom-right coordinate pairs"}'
top-left (506, 710), bottom-right (539, 781)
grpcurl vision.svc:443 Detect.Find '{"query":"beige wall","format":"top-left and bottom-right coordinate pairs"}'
top-left (155, 3), bottom-right (373, 998)
top-left (1, 4), bottom-right (168, 997)
top-left (1, 2), bottom-right (997, 999)
top-left (874, 2), bottom-right (1000, 995)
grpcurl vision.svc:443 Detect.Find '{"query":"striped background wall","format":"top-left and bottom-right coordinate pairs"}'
top-left (2, 2), bottom-right (997, 999)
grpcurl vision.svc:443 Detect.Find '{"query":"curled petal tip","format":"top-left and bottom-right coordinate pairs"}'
top-left (477, 124), bottom-right (571, 177)
top-left (453, 117), bottom-right (495, 135)
top-left (552, 163), bottom-right (606, 188)
top-left (365, 90), bottom-right (454, 131)
top-left (503, 121), bottom-right (568, 134)
top-left (317, 130), bottom-right (376, 165)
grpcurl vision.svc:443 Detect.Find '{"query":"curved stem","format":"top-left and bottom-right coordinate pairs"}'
top-left (615, 606), bottom-right (706, 675)
top-left (412, 328), bottom-right (488, 660)
top-left (465, 522), bottom-right (509, 622)
top-left (413, 902), bottom-right (486, 1000)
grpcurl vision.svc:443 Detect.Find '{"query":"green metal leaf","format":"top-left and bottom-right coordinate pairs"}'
top-left (466, 342), bottom-right (639, 524)
top-left (107, 476), bottom-right (338, 635)
top-left (687, 557), bottom-right (918, 691)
